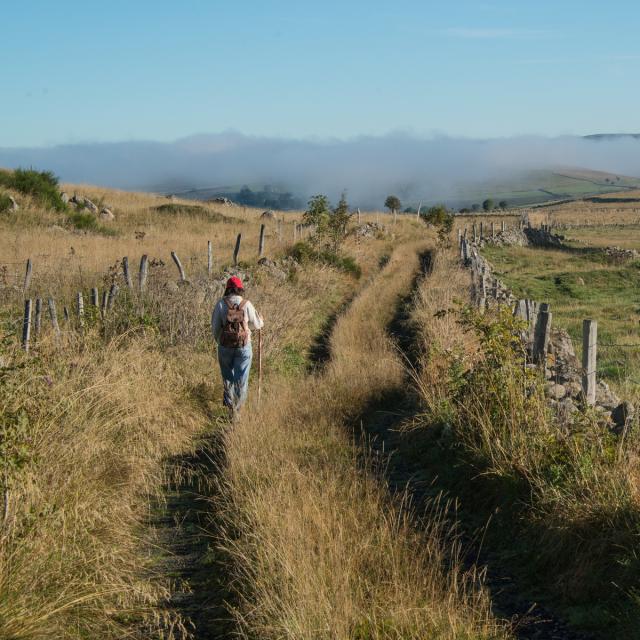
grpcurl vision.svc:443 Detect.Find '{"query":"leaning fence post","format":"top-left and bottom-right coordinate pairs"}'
top-left (170, 251), bottom-right (186, 282)
top-left (22, 299), bottom-right (32, 352)
top-left (582, 319), bottom-right (597, 406)
top-left (139, 255), bottom-right (149, 292)
top-left (207, 241), bottom-right (213, 276)
top-left (233, 233), bottom-right (242, 265)
top-left (34, 298), bottom-right (42, 339)
top-left (122, 257), bottom-right (133, 289)
top-left (107, 284), bottom-right (119, 310)
top-left (259, 224), bottom-right (266, 258)
top-left (533, 303), bottom-right (551, 365)
top-left (48, 298), bottom-right (61, 339)
top-left (23, 258), bottom-right (33, 292)
top-left (77, 292), bottom-right (85, 328)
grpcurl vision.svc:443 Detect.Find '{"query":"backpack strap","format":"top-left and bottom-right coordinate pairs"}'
top-left (238, 299), bottom-right (248, 311)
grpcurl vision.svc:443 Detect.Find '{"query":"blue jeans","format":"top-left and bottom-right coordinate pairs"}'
top-left (217, 344), bottom-right (253, 410)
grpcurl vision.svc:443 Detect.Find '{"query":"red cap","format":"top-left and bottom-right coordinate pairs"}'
top-left (226, 276), bottom-right (244, 290)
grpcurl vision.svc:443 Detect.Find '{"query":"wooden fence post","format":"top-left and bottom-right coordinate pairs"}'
top-left (582, 319), bottom-right (597, 406)
top-left (63, 306), bottom-right (69, 323)
top-left (170, 251), bottom-right (186, 282)
top-left (207, 241), bottom-right (213, 276)
top-left (122, 257), bottom-right (133, 289)
top-left (533, 303), bottom-right (551, 365)
top-left (491, 222), bottom-right (495, 239)
top-left (480, 221), bottom-right (484, 240)
top-left (233, 233), bottom-right (242, 265)
top-left (91, 287), bottom-right (99, 307)
top-left (48, 298), bottom-right (61, 338)
top-left (23, 258), bottom-right (33, 292)
top-left (107, 283), bottom-right (119, 310)
top-left (139, 255), bottom-right (149, 292)
top-left (357, 208), bottom-right (361, 224)
top-left (22, 299), bottom-right (32, 352)
top-left (259, 224), bottom-right (266, 258)
top-left (77, 292), bottom-right (84, 328)
top-left (100, 291), bottom-right (108, 318)
top-left (416, 202), bottom-right (422, 221)
top-left (501, 220), bottom-right (506, 233)
top-left (34, 298), bottom-right (42, 338)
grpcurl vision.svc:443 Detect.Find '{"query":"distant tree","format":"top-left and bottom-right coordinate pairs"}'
top-left (328, 192), bottom-right (352, 252)
top-left (303, 194), bottom-right (330, 247)
top-left (471, 203), bottom-right (480, 212)
top-left (499, 200), bottom-right (508, 210)
top-left (404, 206), bottom-right (416, 214)
top-left (459, 207), bottom-right (471, 214)
top-left (421, 204), bottom-right (454, 246)
top-left (482, 198), bottom-right (494, 212)
top-left (384, 195), bottom-right (401, 223)
top-left (238, 185), bottom-right (256, 206)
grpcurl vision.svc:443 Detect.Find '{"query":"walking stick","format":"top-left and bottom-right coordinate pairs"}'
top-left (257, 329), bottom-right (263, 403)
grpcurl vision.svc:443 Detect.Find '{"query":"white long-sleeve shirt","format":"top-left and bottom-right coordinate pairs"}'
top-left (211, 295), bottom-right (264, 345)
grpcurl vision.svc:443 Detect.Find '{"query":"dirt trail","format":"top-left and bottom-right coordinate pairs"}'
top-left (150, 418), bottom-right (236, 639)
top-left (357, 249), bottom-right (594, 640)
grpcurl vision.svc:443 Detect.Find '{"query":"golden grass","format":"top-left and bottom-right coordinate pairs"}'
top-left (219, 241), bottom-right (509, 639)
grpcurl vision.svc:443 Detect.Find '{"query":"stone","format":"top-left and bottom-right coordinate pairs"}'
top-left (70, 194), bottom-right (85, 206)
top-left (611, 401), bottom-right (635, 435)
top-left (576, 277), bottom-right (585, 286)
top-left (257, 256), bottom-right (287, 280)
top-left (100, 207), bottom-right (115, 221)
top-left (596, 381), bottom-right (620, 411)
top-left (8, 196), bottom-right (18, 211)
top-left (60, 192), bottom-right (69, 204)
top-left (165, 281), bottom-right (179, 292)
top-left (558, 397), bottom-right (577, 415)
top-left (83, 198), bottom-right (98, 213)
top-left (565, 381), bottom-right (583, 398)
top-left (545, 383), bottom-right (567, 400)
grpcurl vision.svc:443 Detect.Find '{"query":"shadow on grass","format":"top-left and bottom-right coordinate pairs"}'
top-left (150, 383), bottom-right (236, 639)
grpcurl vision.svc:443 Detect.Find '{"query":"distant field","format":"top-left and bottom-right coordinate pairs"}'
top-left (482, 243), bottom-right (640, 393)
top-left (563, 224), bottom-right (640, 249)
top-left (450, 168), bottom-right (640, 209)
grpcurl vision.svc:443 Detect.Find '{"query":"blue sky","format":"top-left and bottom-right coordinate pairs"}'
top-left (2, 0), bottom-right (640, 147)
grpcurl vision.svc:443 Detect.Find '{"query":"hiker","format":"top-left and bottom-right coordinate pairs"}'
top-left (211, 276), bottom-right (264, 417)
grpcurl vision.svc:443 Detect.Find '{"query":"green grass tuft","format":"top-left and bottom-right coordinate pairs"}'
top-left (0, 168), bottom-right (66, 211)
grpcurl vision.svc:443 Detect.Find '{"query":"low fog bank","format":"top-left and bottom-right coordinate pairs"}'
top-left (2, 132), bottom-right (640, 208)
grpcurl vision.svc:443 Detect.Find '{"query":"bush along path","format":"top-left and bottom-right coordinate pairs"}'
top-left (216, 241), bottom-right (511, 640)
top-left (358, 248), bottom-right (599, 639)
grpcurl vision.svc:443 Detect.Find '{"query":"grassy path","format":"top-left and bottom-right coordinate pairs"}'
top-left (217, 241), bottom-right (508, 639)
top-left (359, 249), bottom-right (595, 640)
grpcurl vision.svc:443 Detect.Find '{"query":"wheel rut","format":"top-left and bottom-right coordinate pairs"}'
top-left (355, 248), bottom-right (595, 640)
top-left (150, 402), bottom-right (236, 639)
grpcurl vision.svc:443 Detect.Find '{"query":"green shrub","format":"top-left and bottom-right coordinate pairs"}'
top-left (289, 242), bottom-right (361, 278)
top-left (69, 212), bottom-right (116, 236)
top-left (0, 168), bottom-right (66, 211)
top-left (0, 193), bottom-right (13, 213)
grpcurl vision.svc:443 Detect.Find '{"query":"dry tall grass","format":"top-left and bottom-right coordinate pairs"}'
top-left (412, 246), bottom-right (640, 633)
top-left (219, 242), bottom-right (510, 639)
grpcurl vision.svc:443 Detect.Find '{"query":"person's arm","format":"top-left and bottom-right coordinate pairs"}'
top-left (211, 301), bottom-right (224, 343)
top-left (246, 301), bottom-right (264, 331)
